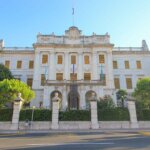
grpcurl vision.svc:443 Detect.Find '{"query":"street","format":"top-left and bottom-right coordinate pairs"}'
top-left (0, 131), bottom-right (150, 150)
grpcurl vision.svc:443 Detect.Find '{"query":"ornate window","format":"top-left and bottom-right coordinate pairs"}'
top-left (41, 74), bottom-right (45, 86)
top-left (56, 73), bottom-right (63, 80)
top-left (27, 78), bottom-right (33, 87)
top-left (136, 61), bottom-right (141, 69)
top-left (42, 54), bottom-right (48, 64)
top-left (29, 61), bottom-right (34, 69)
top-left (5, 60), bottom-right (10, 69)
top-left (84, 55), bottom-right (89, 64)
top-left (17, 61), bottom-right (22, 69)
top-left (71, 55), bottom-right (76, 64)
top-left (70, 73), bottom-right (77, 80)
top-left (57, 55), bottom-right (63, 64)
top-left (125, 60), bottom-right (130, 69)
top-left (113, 61), bottom-right (118, 69)
top-left (126, 78), bottom-right (132, 89)
top-left (84, 73), bottom-right (91, 80)
top-left (114, 78), bottom-right (120, 89)
top-left (99, 55), bottom-right (105, 63)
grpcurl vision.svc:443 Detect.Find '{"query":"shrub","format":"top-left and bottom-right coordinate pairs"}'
top-left (137, 109), bottom-right (150, 121)
top-left (59, 110), bottom-right (90, 121)
top-left (19, 109), bottom-right (52, 121)
top-left (0, 108), bottom-right (13, 121)
top-left (98, 108), bottom-right (130, 121)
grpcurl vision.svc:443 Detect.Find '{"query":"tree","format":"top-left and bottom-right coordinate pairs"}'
top-left (0, 64), bottom-right (14, 81)
top-left (116, 89), bottom-right (127, 107)
top-left (0, 79), bottom-right (35, 108)
top-left (133, 78), bottom-right (150, 109)
top-left (98, 95), bottom-right (115, 110)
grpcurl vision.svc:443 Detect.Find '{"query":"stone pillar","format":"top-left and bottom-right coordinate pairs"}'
top-left (64, 52), bottom-right (69, 80)
top-left (92, 51), bottom-right (98, 80)
top-left (51, 93), bottom-right (60, 129)
top-left (78, 52), bottom-right (83, 80)
top-left (11, 93), bottom-right (23, 130)
top-left (90, 93), bottom-right (99, 129)
top-left (127, 98), bottom-right (139, 128)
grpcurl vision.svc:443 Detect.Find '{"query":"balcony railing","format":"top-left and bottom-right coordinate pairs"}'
top-left (45, 80), bottom-right (105, 86)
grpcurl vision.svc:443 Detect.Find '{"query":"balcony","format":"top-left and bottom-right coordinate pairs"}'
top-left (45, 80), bottom-right (105, 86)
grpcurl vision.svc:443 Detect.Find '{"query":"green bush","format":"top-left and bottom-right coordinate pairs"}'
top-left (137, 109), bottom-right (150, 121)
top-left (19, 109), bottom-right (52, 121)
top-left (59, 110), bottom-right (90, 121)
top-left (98, 108), bottom-right (130, 121)
top-left (0, 109), bottom-right (13, 121)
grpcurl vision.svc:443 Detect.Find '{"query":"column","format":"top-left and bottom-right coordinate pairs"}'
top-left (32, 51), bottom-right (40, 89)
top-left (78, 52), bottom-right (83, 80)
top-left (79, 86), bottom-right (86, 109)
top-left (92, 51), bottom-right (98, 80)
top-left (43, 86), bottom-right (50, 108)
top-left (127, 100), bottom-right (139, 128)
top-left (64, 52), bottom-right (69, 80)
top-left (107, 51), bottom-right (114, 88)
top-left (48, 51), bottom-right (55, 80)
top-left (11, 94), bottom-right (23, 130)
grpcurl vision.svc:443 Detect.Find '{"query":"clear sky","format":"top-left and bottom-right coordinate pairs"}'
top-left (0, 0), bottom-right (150, 47)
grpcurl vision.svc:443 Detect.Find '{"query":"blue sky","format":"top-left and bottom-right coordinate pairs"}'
top-left (0, 0), bottom-right (150, 47)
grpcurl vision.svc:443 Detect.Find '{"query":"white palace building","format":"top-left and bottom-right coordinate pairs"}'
top-left (0, 26), bottom-right (150, 110)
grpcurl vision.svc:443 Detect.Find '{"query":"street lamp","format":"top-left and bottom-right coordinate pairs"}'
top-left (31, 106), bottom-right (35, 129)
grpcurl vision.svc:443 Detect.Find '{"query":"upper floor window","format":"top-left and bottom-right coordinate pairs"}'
top-left (5, 60), bottom-right (10, 69)
top-left (84, 73), bottom-right (91, 80)
top-left (57, 55), bottom-right (63, 64)
top-left (42, 54), bottom-right (48, 64)
top-left (41, 74), bottom-right (45, 86)
top-left (70, 73), bottom-right (77, 80)
top-left (125, 60), bottom-right (130, 69)
top-left (27, 78), bottom-right (33, 88)
top-left (56, 73), bottom-right (63, 80)
top-left (71, 55), bottom-right (76, 64)
top-left (126, 77), bottom-right (132, 89)
top-left (17, 61), bottom-right (22, 69)
top-left (114, 77), bottom-right (120, 89)
top-left (99, 55), bottom-right (105, 63)
top-left (136, 61), bottom-right (141, 69)
top-left (113, 61), bottom-right (118, 69)
top-left (29, 61), bottom-right (34, 69)
top-left (84, 55), bottom-right (90, 64)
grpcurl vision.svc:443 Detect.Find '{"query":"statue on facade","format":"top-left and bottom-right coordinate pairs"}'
top-left (52, 92), bottom-right (61, 109)
top-left (89, 92), bottom-right (97, 101)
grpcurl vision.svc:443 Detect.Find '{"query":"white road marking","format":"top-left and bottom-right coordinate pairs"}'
top-left (28, 142), bottom-right (114, 146)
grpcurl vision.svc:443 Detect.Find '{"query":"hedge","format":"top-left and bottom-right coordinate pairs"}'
top-left (98, 108), bottom-right (130, 121)
top-left (59, 110), bottom-right (90, 121)
top-left (0, 109), bottom-right (13, 121)
top-left (19, 109), bottom-right (52, 121)
top-left (137, 109), bottom-right (150, 121)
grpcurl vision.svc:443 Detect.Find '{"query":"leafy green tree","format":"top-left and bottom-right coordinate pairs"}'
top-left (0, 79), bottom-right (35, 108)
top-left (116, 89), bottom-right (127, 107)
top-left (133, 78), bottom-right (150, 109)
top-left (0, 64), bottom-right (14, 81)
top-left (98, 95), bottom-right (115, 110)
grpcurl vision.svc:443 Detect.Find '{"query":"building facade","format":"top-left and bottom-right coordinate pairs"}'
top-left (0, 26), bottom-right (150, 109)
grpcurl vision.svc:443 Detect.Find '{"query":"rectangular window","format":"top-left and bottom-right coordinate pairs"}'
top-left (71, 55), bottom-right (76, 64)
top-left (56, 73), bottom-right (63, 80)
top-left (70, 73), bottom-right (77, 80)
top-left (125, 61), bottom-right (130, 69)
top-left (99, 55), bottom-right (105, 63)
top-left (84, 73), bottom-right (91, 80)
top-left (114, 78), bottom-right (120, 89)
top-left (17, 61), bottom-right (22, 69)
top-left (41, 74), bottom-right (45, 86)
top-left (5, 60), bottom-right (10, 69)
top-left (29, 61), bottom-right (34, 69)
top-left (57, 55), bottom-right (63, 64)
top-left (27, 78), bottom-right (33, 87)
top-left (136, 61), bottom-right (141, 69)
top-left (113, 61), bottom-right (118, 69)
top-left (84, 55), bottom-right (89, 64)
top-left (126, 78), bottom-right (132, 89)
top-left (42, 54), bottom-right (48, 64)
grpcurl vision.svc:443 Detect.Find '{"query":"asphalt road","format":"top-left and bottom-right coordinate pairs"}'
top-left (0, 131), bottom-right (150, 150)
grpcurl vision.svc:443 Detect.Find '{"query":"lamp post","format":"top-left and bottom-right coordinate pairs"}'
top-left (31, 106), bottom-right (35, 129)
